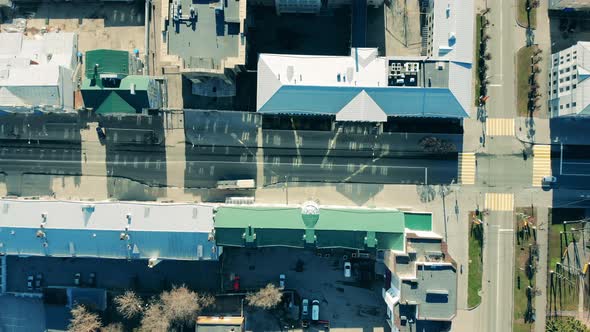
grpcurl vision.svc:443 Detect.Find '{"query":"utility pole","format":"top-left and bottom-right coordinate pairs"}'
top-left (285, 176), bottom-right (289, 205)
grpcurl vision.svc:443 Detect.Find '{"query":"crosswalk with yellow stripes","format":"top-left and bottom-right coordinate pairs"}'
top-left (458, 152), bottom-right (476, 184)
top-left (486, 118), bottom-right (515, 136)
top-left (532, 145), bottom-right (552, 187)
top-left (485, 193), bottom-right (514, 211)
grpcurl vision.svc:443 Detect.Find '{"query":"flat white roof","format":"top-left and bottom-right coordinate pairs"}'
top-left (431, 0), bottom-right (475, 64)
top-left (0, 32), bottom-right (76, 108)
top-left (259, 48), bottom-right (387, 88)
top-left (0, 199), bottom-right (215, 233)
top-left (0, 32), bottom-right (77, 69)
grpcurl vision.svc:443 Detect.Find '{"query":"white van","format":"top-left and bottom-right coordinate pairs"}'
top-left (311, 300), bottom-right (320, 321)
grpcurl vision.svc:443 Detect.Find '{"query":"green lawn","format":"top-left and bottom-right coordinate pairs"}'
top-left (516, 46), bottom-right (536, 116)
top-left (468, 214), bottom-right (483, 308)
top-left (517, 0), bottom-right (537, 29)
top-left (474, 14), bottom-right (482, 106)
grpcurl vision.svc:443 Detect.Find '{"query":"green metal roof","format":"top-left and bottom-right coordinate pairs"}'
top-left (119, 76), bottom-right (150, 90)
top-left (404, 213), bottom-right (433, 231)
top-left (214, 207), bottom-right (405, 232)
top-left (81, 75), bottom-right (150, 91)
top-left (81, 75), bottom-right (152, 114)
top-left (315, 208), bottom-right (405, 232)
top-left (95, 92), bottom-right (136, 114)
top-left (85, 49), bottom-right (129, 79)
top-left (214, 206), bottom-right (412, 250)
top-left (214, 207), bottom-right (303, 229)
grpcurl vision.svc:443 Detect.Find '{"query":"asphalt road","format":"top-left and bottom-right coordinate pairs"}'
top-left (485, 0), bottom-right (517, 119)
top-left (550, 117), bottom-right (590, 145)
top-left (0, 109), bottom-right (462, 188)
top-left (551, 145), bottom-right (590, 190)
top-left (0, 141), bottom-right (458, 189)
top-left (477, 154), bottom-right (533, 188)
top-left (478, 0), bottom-right (518, 330)
top-left (481, 211), bottom-right (514, 332)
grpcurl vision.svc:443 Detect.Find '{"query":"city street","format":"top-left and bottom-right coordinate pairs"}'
top-left (480, 211), bottom-right (515, 332)
top-left (0, 110), bottom-right (463, 191)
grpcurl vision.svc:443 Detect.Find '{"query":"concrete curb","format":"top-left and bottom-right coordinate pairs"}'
top-left (467, 295), bottom-right (483, 311)
top-left (515, 4), bottom-right (537, 30)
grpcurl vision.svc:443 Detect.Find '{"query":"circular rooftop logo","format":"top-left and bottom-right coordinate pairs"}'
top-left (301, 201), bottom-right (320, 215)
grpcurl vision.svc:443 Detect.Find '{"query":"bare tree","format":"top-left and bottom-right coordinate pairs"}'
top-left (101, 323), bottom-right (124, 332)
top-left (246, 283), bottom-right (283, 310)
top-left (68, 305), bottom-right (102, 332)
top-left (160, 285), bottom-right (214, 326)
top-left (114, 291), bottom-right (144, 319)
top-left (139, 300), bottom-right (170, 332)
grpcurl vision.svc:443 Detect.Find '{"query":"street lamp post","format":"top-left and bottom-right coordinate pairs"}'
top-left (285, 176), bottom-right (289, 205)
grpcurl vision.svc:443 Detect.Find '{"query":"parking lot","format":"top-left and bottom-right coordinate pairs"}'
top-left (222, 247), bottom-right (387, 331)
top-left (6, 256), bottom-right (220, 294)
top-left (13, 0), bottom-right (145, 58)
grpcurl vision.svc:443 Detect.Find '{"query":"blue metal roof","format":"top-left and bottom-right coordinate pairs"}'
top-left (258, 86), bottom-right (468, 118)
top-left (0, 227), bottom-right (218, 261)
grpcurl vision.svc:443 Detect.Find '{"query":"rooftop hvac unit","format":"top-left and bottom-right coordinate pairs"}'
top-left (404, 62), bottom-right (419, 72)
top-left (225, 196), bottom-right (255, 204)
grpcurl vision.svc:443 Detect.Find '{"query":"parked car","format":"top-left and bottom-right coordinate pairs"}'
top-left (74, 273), bottom-right (81, 286)
top-left (88, 273), bottom-right (96, 287)
top-left (301, 298), bottom-right (309, 316)
top-left (279, 274), bottom-right (286, 290)
top-left (311, 300), bottom-right (320, 321)
top-left (344, 261), bottom-right (351, 278)
top-left (542, 176), bottom-right (557, 186)
top-left (35, 273), bottom-right (43, 289)
top-left (27, 275), bottom-right (34, 291)
top-left (96, 126), bottom-right (106, 140)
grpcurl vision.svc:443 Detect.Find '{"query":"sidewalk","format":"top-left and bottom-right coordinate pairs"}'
top-left (529, 2), bottom-right (551, 332)
top-left (515, 117), bottom-right (551, 145)
top-left (534, 206), bottom-right (549, 332)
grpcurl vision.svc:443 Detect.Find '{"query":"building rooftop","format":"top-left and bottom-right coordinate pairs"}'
top-left (167, 0), bottom-right (242, 71)
top-left (0, 32), bottom-right (77, 110)
top-left (214, 204), bottom-right (432, 250)
top-left (430, 0), bottom-right (474, 64)
top-left (0, 32), bottom-right (77, 69)
top-left (257, 48), bottom-right (471, 121)
top-left (383, 232), bottom-right (457, 329)
top-left (549, 0), bottom-right (590, 10)
top-left (399, 263), bottom-right (457, 321)
top-left (0, 199), bottom-right (217, 260)
top-left (549, 41), bottom-right (590, 117)
top-left (85, 49), bottom-right (130, 79)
